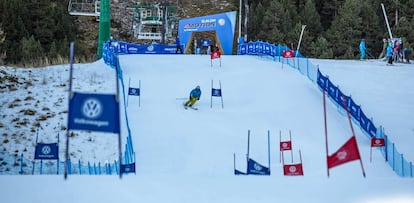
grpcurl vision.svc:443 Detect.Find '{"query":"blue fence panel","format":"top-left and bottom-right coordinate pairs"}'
top-left (348, 97), bottom-right (361, 122)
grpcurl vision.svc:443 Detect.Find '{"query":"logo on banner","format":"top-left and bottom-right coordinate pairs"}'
top-left (282, 50), bottom-right (294, 58)
top-left (280, 141), bottom-right (292, 151)
top-left (371, 138), bottom-right (385, 147)
top-left (211, 51), bottom-right (221, 59)
top-left (128, 88), bottom-right (140, 96)
top-left (120, 163), bottom-right (136, 174)
top-left (254, 162), bottom-right (263, 171)
top-left (82, 98), bottom-right (102, 119)
top-left (69, 93), bottom-right (120, 133)
top-left (212, 89), bottom-right (222, 97)
top-left (283, 163), bottom-right (304, 176)
top-left (35, 143), bottom-right (59, 160)
top-left (336, 150), bottom-right (348, 160)
top-left (147, 45), bottom-right (154, 52)
top-left (42, 145), bottom-right (51, 155)
top-left (218, 18), bottom-right (225, 26)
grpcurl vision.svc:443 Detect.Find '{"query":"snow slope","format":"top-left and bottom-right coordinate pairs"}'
top-left (0, 54), bottom-right (413, 203)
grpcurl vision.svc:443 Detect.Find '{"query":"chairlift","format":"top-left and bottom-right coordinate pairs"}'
top-left (68, 0), bottom-right (100, 18)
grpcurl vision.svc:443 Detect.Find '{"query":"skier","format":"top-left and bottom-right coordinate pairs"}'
top-left (184, 85), bottom-right (201, 109)
top-left (359, 38), bottom-right (366, 60)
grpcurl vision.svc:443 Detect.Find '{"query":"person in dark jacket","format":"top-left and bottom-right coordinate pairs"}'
top-left (184, 85), bottom-right (201, 108)
top-left (175, 36), bottom-right (183, 54)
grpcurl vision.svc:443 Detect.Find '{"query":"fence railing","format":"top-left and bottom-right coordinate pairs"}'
top-left (238, 41), bottom-right (413, 177)
top-left (0, 152), bottom-right (119, 175)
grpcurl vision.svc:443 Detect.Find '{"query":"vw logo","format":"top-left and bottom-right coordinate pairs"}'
top-left (130, 89), bottom-right (137, 94)
top-left (41, 146), bottom-right (51, 155)
top-left (253, 163), bottom-right (262, 171)
top-left (147, 45), bottom-right (154, 51)
top-left (82, 98), bottom-right (102, 119)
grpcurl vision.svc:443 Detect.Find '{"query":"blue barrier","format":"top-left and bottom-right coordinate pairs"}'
top-left (10, 152), bottom-right (118, 175)
top-left (238, 40), bottom-right (413, 178)
top-left (103, 41), bottom-right (136, 173)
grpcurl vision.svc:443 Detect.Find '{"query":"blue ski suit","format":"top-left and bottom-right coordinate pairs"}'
top-left (184, 86), bottom-right (201, 107)
top-left (359, 39), bottom-right (366, 60)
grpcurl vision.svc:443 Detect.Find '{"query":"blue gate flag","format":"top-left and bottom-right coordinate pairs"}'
top-left (212, 88), bottom-right (222, 97)
top-left (234, 169), bottom-right (247, 175)
top-left (35, 143), bottom-right (59, 160)
top-left (68, 92), bottom-right (120, 133)
top-left (128, 87), bottom-right (140, 96)
top-left (120, 163), bottom-right (136, 174)
top-left (247, 158), bottom-right (270, 175)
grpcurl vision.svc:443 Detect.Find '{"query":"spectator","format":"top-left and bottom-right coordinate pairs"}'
top-left (359, 39), bottom-right (366, 60)
top-left (378, 38), bottom-right (387, 59)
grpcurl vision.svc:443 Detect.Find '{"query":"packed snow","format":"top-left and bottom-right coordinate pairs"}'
top-left (0, 54), bottom-right (413, 203)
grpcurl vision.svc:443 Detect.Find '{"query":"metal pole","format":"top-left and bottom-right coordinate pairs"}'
top-left (243, 0), bottom-right (248, 42)
top-left (296, 25), bottom-right (306, 57)
top-left (219, 80), bottom-right (223, 108)
top-left (267, 130), bottom-right (270, 170)
top-left (381, 3), bottom-right (393, 39)
top-left (64, 42), bottom-right (75, 180)
top-left (115, 54), bottom-right (122, 179)
top-left (323, 89), bottom-right (330, 178)
top-left (238, 0), bottom-right (242, 42)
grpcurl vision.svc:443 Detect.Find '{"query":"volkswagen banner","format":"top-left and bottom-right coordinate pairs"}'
top-left (68, 92), bottom-right (120, 133)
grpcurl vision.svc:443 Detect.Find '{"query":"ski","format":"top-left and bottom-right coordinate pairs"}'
top-left (184, 105), bottom-right (198, 110)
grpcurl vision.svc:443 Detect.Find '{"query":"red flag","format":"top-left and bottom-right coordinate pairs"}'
top-left (371, 138), bottom-right (385, 147)
top-left (327, 136), bottom-right (361, 169)
top-left (280, 141), bottom-right (292, 151)
top-left (210, 51), bottom-right (221, 59)
top-left (282, 50), bottom-right (294, 58)
top-left (283, 163), bottom-right (304, 176)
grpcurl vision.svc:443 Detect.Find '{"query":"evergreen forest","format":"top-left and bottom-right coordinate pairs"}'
top-left (0, 0), bottom-right (413, 66)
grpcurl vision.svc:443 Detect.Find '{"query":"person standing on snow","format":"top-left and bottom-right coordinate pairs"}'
top-left (378, 38), bottom-right (387, 59)
top-left (175, 35), bottom-right (183, 54)
top-left (386, 42), bottom-right (394, 65)
top-left (184, 85), bottom-right (201, 108)
top-left (359, 38), bottom-right (366, 60)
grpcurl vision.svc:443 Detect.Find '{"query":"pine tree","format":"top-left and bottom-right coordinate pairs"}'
top-left (257, 0), bottom-right (284, 43)
top-left (359, 0), bottom-right (382, 58)
top-left (325, 0), bottom-right (363, 58)
top-left (310, 36), bottom-right (333, 58)
top-left (299, 0), bottom-right (323, 56)
top-left (319, 0), bottom-right (344, 30)
top-left (20, 35), bottom-right (44, 66)
top-left (248, 2), bottom-right (265, 41)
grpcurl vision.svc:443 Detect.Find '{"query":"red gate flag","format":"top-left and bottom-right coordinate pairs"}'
top-left (280, 141), bottom-right (292, 151)
top-left (371, 137), bottom-right (385, 147)
top-left (283, 163), bottom-right (304, 176)
top-left (327, 136), bottom-right (361, 169)
top-left (282, 50), bottom-right (294, 58)
top-left (211, 51), bottom-right (221, 59)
